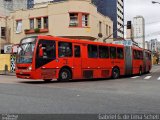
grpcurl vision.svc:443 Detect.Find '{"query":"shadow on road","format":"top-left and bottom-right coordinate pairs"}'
top-left (19, 78), bottom-right (112, 84)
top-left (19, 72), bottom-right (151, 85)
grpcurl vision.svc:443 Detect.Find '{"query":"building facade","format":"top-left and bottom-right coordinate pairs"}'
top-left (92, 0), bottom-right (124, 39)
top-left (157, 41), bottom-right (160, 53)
top-left (148, 39), bottom-right (160, 53)
top-left (133, 16), bottom-right (145, 48)
top-left (145, 41), bottom-right (150, 50)
top-left (0, 0), bottom-right (27, 11)
top-left (149, 39), bottom-right (158, 52)
top-left (0, 16), bottom-right (10, 53)
top-left (8, 0), bottom-right (113, 44)
top-left (0, 1), bottom-right (10, 16)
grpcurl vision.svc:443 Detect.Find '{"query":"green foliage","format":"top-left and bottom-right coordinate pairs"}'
top-left (34, 28), bottom-right (40, 33)
top-left (24, 29), bottom-right (30, 32)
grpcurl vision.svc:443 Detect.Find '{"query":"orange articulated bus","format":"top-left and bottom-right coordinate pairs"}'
top-left (16, 35), bottom-right (151, 81)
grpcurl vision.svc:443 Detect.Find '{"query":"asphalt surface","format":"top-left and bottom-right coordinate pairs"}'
top-left (0, 65), bottom-right (160, 115)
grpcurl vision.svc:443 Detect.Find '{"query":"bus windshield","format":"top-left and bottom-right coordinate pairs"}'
top-left (17, 37), bottom-right (36, 64)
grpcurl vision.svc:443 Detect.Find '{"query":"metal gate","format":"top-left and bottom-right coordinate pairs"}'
top-left (10, 54), bottom-right (16, 72)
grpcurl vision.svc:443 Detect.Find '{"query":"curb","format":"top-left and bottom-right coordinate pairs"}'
top-left (0, 74), bottom-right (16, 76)
top-left (0, 72), bottom-right (16, 76)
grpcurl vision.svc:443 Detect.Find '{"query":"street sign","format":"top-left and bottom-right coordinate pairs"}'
top-left (113, 40), bottom-right (133, 46)
top-left (4, 45), bottom-right (12, 53)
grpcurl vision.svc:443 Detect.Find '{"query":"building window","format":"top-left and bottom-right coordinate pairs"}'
top-left (82, 14), bottom-right (89, 27)
top-left (16, 20), bottom-right (22, 33)
top-left (69, 12), bottom-right (89, 27)
top-left (109, 26), bottom-right (111, 35)
top-left (30, 19), bottom-right (34, 29)
top-left (106, 25), bottom-right (108, 36)
top-left (44, 17), bottom-right (48, 29)
top-left (99, 21), bottom-right (102, 33)
top-left (69, 13), bottom-right (78, 27)
top-left (27, 0), bottom-right (34, 9)
top-left (1, 27), bottom-right (6, 38)
top-left (36, 18), bottom-right (41, 29)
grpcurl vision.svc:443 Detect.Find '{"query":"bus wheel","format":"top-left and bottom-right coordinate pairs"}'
top-left (112, 68), bottom-right (120, 79)
top-left (43, 79), bottom-right (52, 82)
top-left (58, 68), bottom-right (71, 81)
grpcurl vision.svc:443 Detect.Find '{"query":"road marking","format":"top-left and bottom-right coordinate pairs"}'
top-left (144, 76), bottom-right (152, 79)
top-left (157, 77), bottom-right (160, 81)
top-left (131, 76), bottom-right (140, 79)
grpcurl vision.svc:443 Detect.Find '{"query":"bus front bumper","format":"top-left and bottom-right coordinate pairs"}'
top-left (16, 70), bottom-right (35, 79)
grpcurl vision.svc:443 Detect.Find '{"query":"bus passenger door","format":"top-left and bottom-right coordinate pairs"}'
top-left (73, 44), bottom-right (82, 79)
top-left (36, 40), bottom-right (56, 80)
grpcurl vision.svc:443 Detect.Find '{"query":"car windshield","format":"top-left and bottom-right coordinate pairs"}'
top-left (17, 37), bottom-right (36, 64)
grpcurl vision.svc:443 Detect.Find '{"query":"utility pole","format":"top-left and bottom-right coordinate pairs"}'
top-left (103, 25), bottom-right (126, 42)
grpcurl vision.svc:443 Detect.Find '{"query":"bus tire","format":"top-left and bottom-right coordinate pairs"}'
top-left (112, 67), bottom-right (120, 79)
top-left (58, 68), bottom-right (71, 81)
top-left (43, 79), bottom-right (52, 82)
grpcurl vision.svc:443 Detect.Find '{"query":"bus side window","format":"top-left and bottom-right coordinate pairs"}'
top-left (145, 52), bottom-right (148, 59)
top-left (149, 53), bottom-right (151, 60)
top-left (88, 45), bottom-right (98, 58)
top-left (117, 48), bottom-right (124, 59)
top-left (38, 40), bottom-right (56, 59)
top-left (139, 51), bottom-right (141, 59)
top-left (110, 47), bottom-right (116, 59)
top-left (58, 42), bottom-right (72, 57)
top-left (99, 46), bottom-right (109, 58)
top-left (134, 50), bottom-right (139, 59)
top-left (45, 43), bottom-right (56, 59)
top-left (74, 45), bottom-right (81, 57)
top-left (137, 51), bottom-right (141, 59)
top-left (133, 50), bottom-right (137, 59)
top-left (136, 51), bottom-right (139, 59)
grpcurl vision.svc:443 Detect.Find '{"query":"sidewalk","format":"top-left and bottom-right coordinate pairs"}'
top-left (0, 71), bottom-right (16, 76)
top-left (152, 63), bottom-right (160, 66)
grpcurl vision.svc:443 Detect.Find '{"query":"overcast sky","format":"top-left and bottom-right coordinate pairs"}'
top-left (125, 0), bottom-right (160, 41)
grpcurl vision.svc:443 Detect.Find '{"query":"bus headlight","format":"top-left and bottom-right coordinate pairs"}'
top-left (28, 65), bottom-right (32, 71)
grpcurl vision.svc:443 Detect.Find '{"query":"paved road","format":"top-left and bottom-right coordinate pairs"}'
top-left (0, 65), bottom-right (160, 115)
